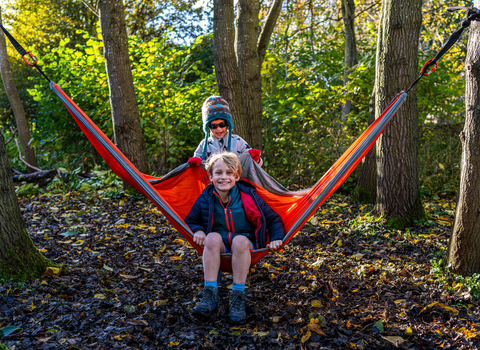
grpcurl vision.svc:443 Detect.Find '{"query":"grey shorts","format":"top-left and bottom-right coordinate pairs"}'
top-left (220, 232), bottom-right (255, 253)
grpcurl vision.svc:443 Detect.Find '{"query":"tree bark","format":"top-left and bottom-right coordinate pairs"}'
top-left (236, 0), bottom-right (263, 149)
top-left (213, 0), bottom-right (247, 139)
top-left (341, 0), bottom-right (358, 119)
top-left (98, 0), bottom-right (149, 174)
top-left (0, 10), bottom-right (39, 172)
top-left (356, 91), bottom-right (376, 203)
top-left (448, 6), bottom-right (480, 276)
top-left (374, 0), bottom-right (424, 228)
top-left (213, 0), bottom-right (283, 149)
top-left (0, 129), bottom-right (51, 281)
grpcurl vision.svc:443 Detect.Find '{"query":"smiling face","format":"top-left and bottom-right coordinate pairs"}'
top-left (209, 159), bottom-right (240, 199)
top-left (209, 119), bottom-right (228, 139)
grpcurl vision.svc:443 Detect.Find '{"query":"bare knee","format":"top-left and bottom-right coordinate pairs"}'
top-left (204, 232), bottom-right (224, 250)
top-left (231, 235), bottom-right (252, 253)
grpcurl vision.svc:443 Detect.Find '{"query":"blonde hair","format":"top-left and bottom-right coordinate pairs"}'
top-left (205, 152), bottom-right (242, 178)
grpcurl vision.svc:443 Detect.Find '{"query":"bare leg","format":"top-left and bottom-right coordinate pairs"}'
top-left (203, 232), bottom-right (225, 281)
top-left (231, 236), bottom-right (252, 284)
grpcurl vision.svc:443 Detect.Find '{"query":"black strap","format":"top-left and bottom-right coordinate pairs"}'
top-left (0, 23), bottom-right (27, 56)
top-left (0, 22), bottom-right (51, 82)
top-left (406, 6), bottom-right (480, 93)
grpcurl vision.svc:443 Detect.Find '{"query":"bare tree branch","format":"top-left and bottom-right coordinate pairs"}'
top-left (80, 0), bottom-right (99, 17)
top-left (11, 126), bottom-right (42, 172)
top-left (257, 0), bottom-right (283, 65)
top-left (4, 127), bottom-right (17, 146)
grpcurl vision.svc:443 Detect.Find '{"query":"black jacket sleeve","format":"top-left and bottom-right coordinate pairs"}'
top-left (256, 195), bottom-right (286, 242)
top-left (184, 195), bottom-right (207, 234)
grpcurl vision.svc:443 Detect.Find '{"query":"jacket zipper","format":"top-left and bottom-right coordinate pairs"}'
top-left (214, 192), bottom-right (234, 245)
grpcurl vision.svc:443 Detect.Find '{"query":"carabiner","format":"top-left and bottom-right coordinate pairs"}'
top-left (421, 58), bottom-right (438, 76)
top-left (22, 52), bottom-right (37, 66)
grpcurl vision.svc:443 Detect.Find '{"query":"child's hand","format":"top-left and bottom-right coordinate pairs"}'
top-left (188, 157), bottom-right (202, 167)
top-left (193, 231), bottom-right (206, 246)
top-left (247, 149), bottom-right (261, 162)
top-left (267, 240), bottom-right (283, 251)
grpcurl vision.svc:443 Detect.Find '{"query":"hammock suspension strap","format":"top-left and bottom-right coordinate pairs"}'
top-left (0, 22), bottom-right (51, 82)
top-left (406, 6), bottom-right (480, 93)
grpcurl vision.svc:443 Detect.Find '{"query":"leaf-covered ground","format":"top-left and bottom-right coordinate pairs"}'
top-left (1, 190), bottom-right (479, 349)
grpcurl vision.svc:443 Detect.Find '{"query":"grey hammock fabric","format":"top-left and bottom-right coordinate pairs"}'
top-left (149, 153), bottom-right (307, 197)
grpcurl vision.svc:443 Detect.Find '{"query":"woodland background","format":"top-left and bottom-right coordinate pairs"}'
top-left (0, 0), bottom-right (468, 193)
top-left (1, 0), bottom-right (479, 349)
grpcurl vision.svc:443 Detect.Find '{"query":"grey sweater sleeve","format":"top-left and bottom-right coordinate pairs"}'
top-left (194, 139), bottom-right (205, 158)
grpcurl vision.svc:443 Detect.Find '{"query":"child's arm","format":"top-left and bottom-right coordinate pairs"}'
top-left (256, 196), bottom-right (286, 243)
top-left (193, 139), bottom-right (205, 159)
top-left (184, 196), bottom-right (207, 235)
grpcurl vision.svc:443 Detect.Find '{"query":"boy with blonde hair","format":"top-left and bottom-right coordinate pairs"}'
top-left (185, 152), bottom-right (285, 324)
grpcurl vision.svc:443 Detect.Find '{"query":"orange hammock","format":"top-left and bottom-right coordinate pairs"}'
top-left (3, 5), bottom-right (477, 272)
top-left (50, 81), bottom-right (407, 272)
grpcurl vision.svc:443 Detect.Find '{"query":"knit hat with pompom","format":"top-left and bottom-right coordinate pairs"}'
top-left (200, 95), bottom-right (233, 160)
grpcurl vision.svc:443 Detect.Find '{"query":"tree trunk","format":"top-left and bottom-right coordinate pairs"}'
top-left (98, 0), bottom-right (149, 175)
top-left (0, 10), bottom-right (39, 172)
top-left (447, 7), bottom-right (480, 276)
top-left (356, 91), bottom-right (376, 203)
top-left (341, 0), bottom-right (358, 119)
top-left (213, 0), bottom-right (247, 140)
top-left (213, 0), bottom-right (283, 149)
top-left (236, 0), bottom-right (263, 149)
top-left (374, 0), bottom-right (425, 229)
top-left (0, 129), bottom-right (51, 281)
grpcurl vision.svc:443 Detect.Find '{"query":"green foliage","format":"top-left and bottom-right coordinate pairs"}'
top-left (262, 24), bottom-right (376, 187)
top-left (16, 31), bottom-right (216, 173)
top-left (431, 260), bottom-right (480, 299)
top-left (0, 0), bottom-right (470, 198)
top-left (349, 212), bottom-right (384, 236)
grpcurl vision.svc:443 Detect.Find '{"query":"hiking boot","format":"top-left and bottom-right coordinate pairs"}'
top-left (192, 286), bottom-right (219, 319)
top-left (228, 290), bottom-right (246, 325)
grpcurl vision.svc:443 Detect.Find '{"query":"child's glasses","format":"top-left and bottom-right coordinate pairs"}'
top-left (208, 122), bottom-right (227, 129)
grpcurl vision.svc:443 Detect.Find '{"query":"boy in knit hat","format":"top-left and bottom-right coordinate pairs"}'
top-left (188, 95), bottom-right (262, 166)
top-left (185, 152), bottom-right (285, 324)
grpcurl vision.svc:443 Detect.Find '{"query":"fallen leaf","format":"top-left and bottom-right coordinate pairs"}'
top-left (127, 319), bottom-right (148, 326)
top-left (380, 335), bottom-right (406, 345)
top-left (271, 316), bottom-right (282, 323)
top-left (153, 300), bottom-right (168, 306)
top-left (169, 256), bottom-right (182, 261)
top-left (252, 331), bottom-right (269, 337)
top-left (94, 293), bottom-right (106, 299)
top-left (301, 329), bottom-right (311, 343)
top-left (311, 300), bottom-right (323, 308)
top-left (43, 267), bottom-right (60, 276)
top-left (373, 319), bottom-right (384, 334)
top-left (0, 326), bottom-right (21, 337)
top-left (307, 323), bottom-right (326, 335)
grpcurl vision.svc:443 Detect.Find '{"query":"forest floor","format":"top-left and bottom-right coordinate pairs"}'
top-left (1, 189), bottom-right (479, 350)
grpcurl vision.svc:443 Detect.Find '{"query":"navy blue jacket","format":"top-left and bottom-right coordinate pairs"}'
top-left (185, 180), bottom-right (285, 249)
